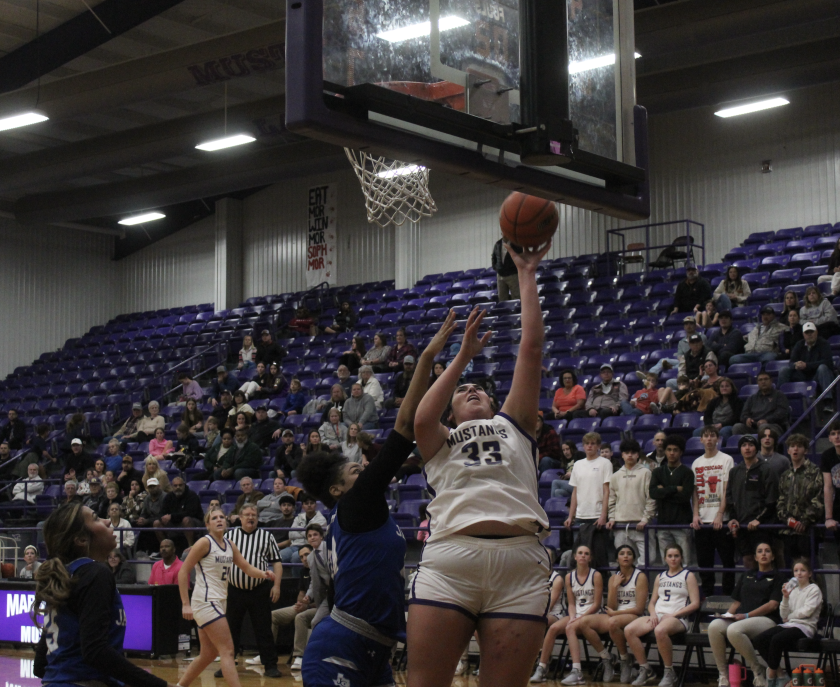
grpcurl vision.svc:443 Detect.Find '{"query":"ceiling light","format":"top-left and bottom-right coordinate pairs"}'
top-left (118, 212), bottom-right (166, 226)
top-left (376, 16), bottom-right (470, 42)
top-left (0, 111), bottom-right (49, 132)
top-left (569, 52), bottom-right (641, 75)
top-left (377, 164), bottom-right (425, 179)
top-left (714, 97), bottom-right (790, 118)
top-left (195, 134), bottom-right (256, 151)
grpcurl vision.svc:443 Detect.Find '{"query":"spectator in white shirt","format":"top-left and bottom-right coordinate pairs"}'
top-left (13, 463), bottom-right (44, 503)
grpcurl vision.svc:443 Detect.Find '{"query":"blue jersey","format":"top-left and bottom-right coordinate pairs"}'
top-left (326, 504), bottom-right (407, 640)
top-left (41, 558), bottom-right (127, 686)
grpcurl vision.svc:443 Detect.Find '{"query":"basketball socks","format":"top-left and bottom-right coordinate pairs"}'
top-left (599, 649), bottom-right (611, 660)
top-left (620, 654), bottom-right (629, 660)
top-left (539, 662), bottom-right (548, 670)
top-left (573, 663), bottom-right (582, 670)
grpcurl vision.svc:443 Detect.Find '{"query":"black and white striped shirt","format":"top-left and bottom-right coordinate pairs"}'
top-left (226, 525), bottom-right (282, 590)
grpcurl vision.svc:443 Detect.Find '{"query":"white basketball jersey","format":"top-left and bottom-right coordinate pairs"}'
top-left (571, 568), bottom-right (597, 615)
top-left (655, 569), bottom-right (691, 616)
top-left (424, 414), bottom-right (549, 542)
top-left (549, 570), bottom-right (566, 617)
top-left (616, 568), bottom-right (642, 612)
top-left (192, 535), bottom-right (233, 603)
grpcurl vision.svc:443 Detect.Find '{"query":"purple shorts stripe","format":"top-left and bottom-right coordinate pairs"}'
top-left (478, 611), bottom-right (548, 624)
top-left (408, 599), bottom-right (479, 623)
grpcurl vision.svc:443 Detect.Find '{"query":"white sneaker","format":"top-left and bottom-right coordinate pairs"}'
top-left (633, 666), bottom-right (657, 686)
top-left (717, 675), bottom-right (730, 687)
top-left (562, 668), bottom-right (586, 685)
top-left (290, 657), bottom-right (303, 671)
top-left (530, 665), bottom-right (547, 683)
top-left (603, 656), bottom-right (616, 682)
top-left (245, 656), bottom-right (262, 665)
top-left (752, 670), bottom-right (767, 687)
top-left (455, 660), bottom-right (468, 676)
top-left (620, 657), bottom-right (633, 684)
top-left (659, 667), bottom-right (677, 687)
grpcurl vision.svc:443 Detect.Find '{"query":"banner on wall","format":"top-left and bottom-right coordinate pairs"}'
top-left (306, 184), bottom-right (337, 288)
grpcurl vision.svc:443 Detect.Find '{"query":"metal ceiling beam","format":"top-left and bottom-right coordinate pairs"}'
top-left (0, 20), bottom-right (285, 120)
top-left (0, 0), bottom-right (190, 94)
top-left (0, 210), bottom-right (124, 238)
top-left (13, 140), bottom-right (347, 224)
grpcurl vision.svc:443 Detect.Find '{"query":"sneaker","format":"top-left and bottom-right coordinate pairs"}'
top-left (473, 667), bottom-right (480, 677)
top-left (603, 657), bottom-right (616, 682)
top-left (649, 402), bottom-right (661, 415)
top-left (752, 671), bottom-right (767, 687)
top-left (659, 667), bottom-right (677, 687)
top-left (455, 660), bottom-right (468, 676)
top-left (633, 666), bottom-right (657, 686)
top-left (290, 657), bottom-right (303, 671)
top-left (214, 669), bottom-right (223, 678)
top-left (530, 665), bottom-right (547, 683)
top-left (245, 656), bottom-right (262, 665)
top-left (661, 403), bottom-right (675, 413)
top-left (562, 668), bottom-right (586, 685)
top-left (264, 667), bottom-right (282, 678)
top-left (717, 675), bottom-right (730, 687)
top-left (620, 657), bottom-right (633, 684)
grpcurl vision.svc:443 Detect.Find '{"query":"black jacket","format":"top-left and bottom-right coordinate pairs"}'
top-left (708, 326), bottom-right (746, 358)
top-left (116, 468), bottom-right (145, 497)
top-left (275, 442), bottom-right (303, 475)
top-left (491, 239), bottom-right (520, 277)
top-left (702, 395), bottom-right (744, 428)
top-left (788, 337), bottom-right (834, 375)
top-left (255, 341), bottom-right (287, 365)
top-left (726, 458), bottom-right (779, 524)
top-left (674, 277), bottom-right (712, 313)
top-left (250, 418), bottom-right (281, 449)
top-left (0, 419), bottom-right (27, 450)
top-left (161, 485), bottom-right (203, 522)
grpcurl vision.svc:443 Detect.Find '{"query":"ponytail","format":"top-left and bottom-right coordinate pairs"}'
top-left (31, 559), bottom-right (74, 625)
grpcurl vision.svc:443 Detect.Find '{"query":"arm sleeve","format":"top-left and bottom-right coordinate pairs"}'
top-left (338, 430), bottom-right (417, 534)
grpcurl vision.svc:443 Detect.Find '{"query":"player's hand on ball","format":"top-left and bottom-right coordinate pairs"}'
top-left (182, 604), bottom-right (193, 620)
top-left (504, 239), bottom-right (552, 272)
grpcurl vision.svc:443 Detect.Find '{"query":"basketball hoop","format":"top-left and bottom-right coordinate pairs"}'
top-left (345, 148), bottom-right (437, 228)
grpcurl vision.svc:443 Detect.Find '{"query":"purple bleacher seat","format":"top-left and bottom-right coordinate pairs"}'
top-left (755, 241), bottom-right (787, 257)
top-left (758, 255), bottom-right (790, 272)
top-left (600, 303), bottom-right (631, 320)
top-left (763, 360), bottom-right (788, 375)
top-left (640, 332), bottom-right (673, 351)
top-left (738, 384), bottom-right (759, 399)
top-left (780, 381), bottom-right (817, 400)
top-left (775, 227), bottom-right (803, 241)
top-left (563, 417), bottom-right (600, 438)
top-left (649, 282), bottom-right (675, 299)
top-left (730, 305), bottom-right (760, 321)
top-left (733, 258), bottom-right (761, 274)
top-left (543, 498), bottom-right (568, 516)
top-left (610, 334), bottom-right (643, 351)
top-left (594, 288), bottom-right (623, 304)
top-left (724, 246), bottom-right (756, 261)
top-left (725, 362), bottom-right (761, 384)
top-left (670, 411), bottom-right (702, 433)
top-left (769, 268), bottom-right (802, 285)
top-left (614, 351), bottom-right (648, 372)
top-left (814, 235), bottom-right (840, 250)
top-left (601, 415), bottom-right (635, 433)
top-left (603, 318), bottom-right (635, 334)
top-left (582, 354), bottom-right (618, 374)
top-left (749, 287), bottom-right (782, 304)
top-left (789, 252), bottom-right (821, 269)
top-left (803, 223), bottom-right (833, 237)
top-left (802, 265), bottom-right (828, 279)
top-left (785, 238), bottom-right (817, 253)
top-left (633, 414), bottom-right (670, 431)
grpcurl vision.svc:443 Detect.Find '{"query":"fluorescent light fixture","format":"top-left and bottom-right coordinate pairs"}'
top-left (376, 16), bottom-right (469, 42)
top-left (569, 52), bottom-right (641, 74)
top-left (195, 133), bottom-right (256, 151)
top-left (0, 111), bottom-right (49, 132)
top-left (714, 97), bottom-right (789, 118)
top-left (377, 164), bottom-right (425, 179)
top-left (118, 212), bottom-right (166, 226)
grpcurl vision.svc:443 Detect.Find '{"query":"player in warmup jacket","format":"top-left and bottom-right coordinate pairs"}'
top-left (409, 241), bottom-right (552, 687)
top-left (176, 506), bottom-right (274, 687)
top-left (295, 312), bottom-right (457, 687)
top-left (32, 501), bottom-right (174, 687)
top-left (625, 544), bottom-right (700, 687)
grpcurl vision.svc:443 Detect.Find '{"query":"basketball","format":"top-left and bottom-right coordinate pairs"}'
top-left (499, 192), bottom-right (559, 247)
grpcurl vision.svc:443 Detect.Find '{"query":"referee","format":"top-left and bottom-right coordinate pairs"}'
top-left (216, 503), bottom-right (283, 678)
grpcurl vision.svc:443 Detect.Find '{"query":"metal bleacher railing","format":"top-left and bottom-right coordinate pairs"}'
top-left (606, 219), bottom-right (706, 275)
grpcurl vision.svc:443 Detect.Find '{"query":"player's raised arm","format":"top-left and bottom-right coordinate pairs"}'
top-left (501, 241), bottom-right (552, 435)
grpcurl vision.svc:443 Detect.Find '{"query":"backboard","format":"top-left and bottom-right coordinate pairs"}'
top-left (285, 0), bottom-right (649, 220)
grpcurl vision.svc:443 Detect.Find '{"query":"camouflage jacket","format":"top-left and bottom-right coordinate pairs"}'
top-left (777, 460), bottom-right (824, 531)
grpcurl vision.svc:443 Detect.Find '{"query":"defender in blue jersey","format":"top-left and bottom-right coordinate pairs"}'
top-left (33, 501), bottom-right (172, 687)
top-left (296, 311), bottom-right (457, 687)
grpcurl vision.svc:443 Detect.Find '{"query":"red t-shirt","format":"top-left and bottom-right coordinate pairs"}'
top-left (631, 388), bottom-right (658, 414)
top-left (553, 385), bottom-right (586, 413)
top-left (148, 557), bottom-right (183, 585)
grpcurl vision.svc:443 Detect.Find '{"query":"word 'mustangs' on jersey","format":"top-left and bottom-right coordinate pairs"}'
top-left (447, 424), bottom-right (508, 448)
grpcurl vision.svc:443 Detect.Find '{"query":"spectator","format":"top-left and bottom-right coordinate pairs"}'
top-left (210, 390), bottom-right (234, 427)
top-left (384, 357), bottom-right (416, 409)
top-left (135, 478), bottom-right (165, 552)
top-left (12, 462), bottom-right (43, 503)
top-left (695, 377), bottom-right (742, 440)
top-left (239, 361), bottom-right (271, 400)
top-left (100, 438), bottom-right (124, 474)
top-left (385, 328), bottom-right (417, 372)
top-left (116, 455), bottom-right (144, 497)
top-left (135, 401), bottom-right (165, 442)
top-left (691, 425), bottom-right (736, 596)
top-left (211, 366), bottom-right (239, 405)
top-left (266, 362), bottom-right (287, 397)
top-left (229, 476), bottom-right (265, 526)
top-left (177, 372), bottom-right (203, 402)
top-left (238, 334), bottom-right (258, 370)
top-left (650, 435), bottom-right (695, 565)
top-left (270, 544), bottom-right (315, 667)
top-left (227, 389), bottom-right (255, 427)
top-left (575, 363), bottom-right (628, 419)
top-left (170, 423), bottom-right (200, 470)
top-left (82, 476), bottom-right (106, 512)
top-left (147, 539), bottom-right (183, 585)
top-left (781, 290), bottom-right (800, 321)
top-left (317, 384), bottom-right (347, 422)
top-left (648, 317), bottom-right (708, 375)
top-left (673, 334), bottom-right (717, 390)
top-left (358, 365), bottom-right (384, 409)
top-left (179, 399), bottom-right (204, 437)
top-left (672, 262), bottom-right (713, 315)
top-left (335, 364), bottom-right (354, 396)
top-left (111, 403), bottom-right (144, 444)
top-left (288, 307), bottom-right (319, 336)
top-left (0, 409), bottom-right (27, 450)
top-left (779, 321), bottom-right (835, 393)
top-left (256, 478), bottom-right (298, 526)
top-left (324, 300), bottom-right (357, 335)
top-left (729, 306), bottom-right (787, 365)
top-left (607, 438), bottom-right (656, 567)
top-left (318, 407), bottom-right (347, 451)
top-left (203, 428), bottom-right (235, 479)
top-left (203, 416), bottom-right (220, 451)
top-left (280, 493), bottom-right (327, 573)
top-left (256, 329), bottom-right (288, 366)
top-left (344, 382), bottom-right (378, 430)
top-left (707, 310), bottom-right (746, 367)
top-left (491, 237), bottom-right (520, 301)
top-left (357, 431), bottom-right (378, 465)
top-left (727, 435), bottom-right (779, 568)
top-left (121, 480), bottom-right (146, 525)
top-left (642, 432), bottom-right (668, 470)
top-left (234, 410), bottom-right (253, 435)
top-left (817, 237), bottom-right (840, 295)
top-left (757, 427), bottom-right (790, 477)
top-left (341, 423), bottom-right (362, 463)
top-left (707, 541), bottom-right (783, 687)
top-left (64, 438), bottom-right (94, 483)
top-left (732, 371), bottom-right (791, 436)
top-left (277, 379), bottom-right (306, 418)
top-left (107, 549), bottom-right (136, 584)
top-left (18, 545), bottom-right (41, 580)
top-left (783, 309), bottom-right (804, 358)
top-left (563, 431), bottom-right (613, 568)
top-left (76, 468), bottom-right (94, 496)
top-left (14, 424), bottom-right (49, 478)
top-left (339, 336), bottom-right (366, 375)
top-left (536, 413), bottom-right (563, 472)
top-left (147, 427), bottom-right (173, 460)
top-left (822, 420), bottom-right (840, 534)
top-left (61, 413), bottom-right (89, 456)
top-left (361, 333), bottom-right (392, 372)
top-left (141, 455), bottom-right (171, 492)
top-left (713, 265), bottom-right (751, 311)
top-left (99, 482), bottom-right (123, 519)
top-left (214, 427), bottom-right (262, 481)
top-left (62, 479), bottom-right (82, 504)
top-left (302, 430), bottom-right (322, 458)
top-left (622, 372), bottom-right (677, 416)
top-left (274, 429), bottom-right (303, 477)
top-left (800, 285), bottom-right (840, 339)
top-left (776, 434), bottom-right (824, 565)
top-left (249, 406), bottom-right (281, 449)
top-left (552, 369), bottom-right (586, 421)
top-left (696, 299), bottom-right (719, 328)
top-left (106, 502), bottom-right (134, 551)
top-left (155, 476), bottom-right (203, 546)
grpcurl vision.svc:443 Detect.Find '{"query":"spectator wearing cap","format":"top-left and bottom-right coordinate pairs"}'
top-left (82, 476), bottom-right (107, 513)
top-left (669, 334), bottom-right (717, 390)
top-left (257, 478), bottom-right (298, 527)
top-left (116, 455), bottom-right (144, 497)
top-left (574, 364), bottom-right (628, 419)
top-left (274, 429), bottom-right (303, 476)
top-left (344, 382), bottom-right (379, 430)
top-left (707, 310), bottom-right (746, 367)
top-left (672, 262), bottom-right (713, 315)
top-left (110, 403), bottom-right (144, 443)
top-left (648, 317), bottom-right (708, 376)
top-left (726, 435), bottom-right (779, 568)
top-left (713, 265), bottom-right (752, 311)
top-left (211, 366), bottom-right (239, 406)
top-left (729, 306), bottom-right (787, 365)
top-left (385, 327), bottom-right (417, 371)
top-left (732, 371), bottom-right (791, 437)
top-left (0, 409), bottom-right (27, 450)
top-left (250, 405), bottom-right (281, 449)
top-left (177, 372), bottom-right (203, 402)
top-left (384, 355), bottom-right (417, 410)
top-left (255, 329), bottom-right (287, 366)
top-left (133, 477), bottom-right (165, 553)
top-left (211, 389), bottom-right (235, 427)
top-left (64, 438), bottom-right (94, 483)
top-left (778, 321), bottom-right (835, 394)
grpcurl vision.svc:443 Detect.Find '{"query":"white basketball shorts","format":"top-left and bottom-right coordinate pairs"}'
top-left (192, 598), bottom-right (227, 628)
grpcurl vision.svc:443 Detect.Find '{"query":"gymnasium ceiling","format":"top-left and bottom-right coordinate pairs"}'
top-left (0, 0), bottom-right (837, 256)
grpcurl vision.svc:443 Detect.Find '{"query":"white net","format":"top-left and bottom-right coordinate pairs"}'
top-left (345, 148), bottom-right (437, 227)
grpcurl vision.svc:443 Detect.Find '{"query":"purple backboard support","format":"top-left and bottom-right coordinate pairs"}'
top-left (284, 0), bottom-right (650, 220)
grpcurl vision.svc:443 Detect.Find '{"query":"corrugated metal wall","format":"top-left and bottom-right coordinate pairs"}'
top-left (117, 215), bottom-right (216, 314)
top-left (0, 218), bottom-right (117, 376)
